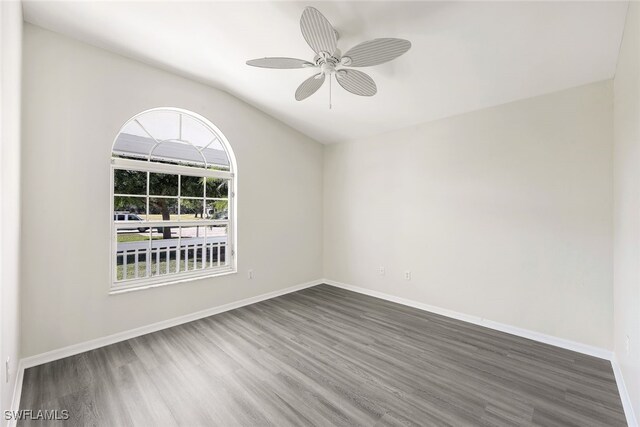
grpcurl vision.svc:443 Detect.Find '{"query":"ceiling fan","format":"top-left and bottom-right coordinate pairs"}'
top-left (246, 7), bottom-right (411, 107)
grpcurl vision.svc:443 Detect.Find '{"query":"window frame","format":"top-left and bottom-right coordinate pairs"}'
top-left (109, 108), bottom-right (237, 294)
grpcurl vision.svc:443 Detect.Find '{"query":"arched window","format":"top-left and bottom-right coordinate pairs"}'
top-left (110, 108), bottom-right (236, 292)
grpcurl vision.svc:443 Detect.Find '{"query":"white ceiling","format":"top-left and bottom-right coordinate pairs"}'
top-left (23, 1), bottom-right (628, 144)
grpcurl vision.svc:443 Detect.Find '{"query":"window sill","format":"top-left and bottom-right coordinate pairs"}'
top-left (109, 267), bottom-right (237, 295)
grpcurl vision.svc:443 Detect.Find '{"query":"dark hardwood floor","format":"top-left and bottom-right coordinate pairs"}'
top-left (19, 284), bottom-right (627, 426)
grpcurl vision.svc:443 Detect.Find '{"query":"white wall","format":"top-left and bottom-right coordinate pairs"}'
top-left (324, 81), bottom-right (613, 350)
top-left (0, 0), bottom-right (22, 418)
top-left (20, 24), bottom-right (323, 358)
top-left (613, 1), bottom-right (640, 422)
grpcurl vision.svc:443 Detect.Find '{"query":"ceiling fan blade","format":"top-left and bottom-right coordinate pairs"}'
top-left (336, 69), bottom-right (377, 96)
top-left (295, 73), bottom-right (325, 101)
top-left (343, 38), bottom-right (411, 67)
top-left (300, 7), bottom-right (337, 55)
top-left (246, 57), bottom-right (315, 69)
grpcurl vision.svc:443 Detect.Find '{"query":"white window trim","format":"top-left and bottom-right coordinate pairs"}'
top-left (109, 108), bottom-right (238, 294)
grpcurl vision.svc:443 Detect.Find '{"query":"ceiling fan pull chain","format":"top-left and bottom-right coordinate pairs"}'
top-left (329, 75), bottom-right (332, 110)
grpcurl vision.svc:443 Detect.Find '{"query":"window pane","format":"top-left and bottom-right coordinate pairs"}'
top-left (180, 175), bottom-right (204, 198)
top-left (206, 224), bottom-right (228, 267)
top-left (206, 200), bottom-right (228, 220)
top-left (181, 114), bottom-right (215, 149)
top-left (114, 121), bottom-right (155, 160)
top-left (150, 226), bottom-right (179, 276)
top-left (177, 226), bottom-right (208, 272)
top-left (198, 132), bottom-right (230, 170)
top-left (148, 197), bottom-right (178, 221)
top-left (205, 178), bottom-right (229, 199)
top-left (149, 173), bottom-right (178, 196)
top-left (203, 147), bottom-right (230, 170)
top-left (181, 198), bottom-right (205, 220)
top-left (116, 229), bottom-right (152, 281)
top-left (114, 196), bottom-right (146, 220)
top-left (136, 110), bottom-right (179, 141)
top-left (151, 143), bottom-right (206, 167)
top-left (114, 169), bottom-right (146, 195)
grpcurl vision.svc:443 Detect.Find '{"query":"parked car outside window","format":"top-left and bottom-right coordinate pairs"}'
top-left (114, 212), bottom-right (150, 232)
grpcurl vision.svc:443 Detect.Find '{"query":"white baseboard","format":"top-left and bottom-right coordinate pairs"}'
top-left (10, 278), bottom-right (323, 421)
top-left (611, 354), bottom-right (639, 427)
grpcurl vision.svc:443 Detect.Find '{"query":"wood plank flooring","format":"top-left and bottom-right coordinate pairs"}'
top-left (19, 284), bottom-right (626, 426)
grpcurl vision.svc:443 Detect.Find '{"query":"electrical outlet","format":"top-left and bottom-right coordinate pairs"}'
top-left (626, 335), bottom-right (630, 354)
top-left (248, 269), bottom-right (254, 279)
top-left (5, 357), bottom-right (10, 383)
top-left (404, 271), bottom-right (411, 281)
top-left (378, 266), bottom-right (385, 276)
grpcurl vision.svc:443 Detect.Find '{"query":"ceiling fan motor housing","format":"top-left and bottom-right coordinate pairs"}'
top-left (315, 51), bottom-right (341, 75)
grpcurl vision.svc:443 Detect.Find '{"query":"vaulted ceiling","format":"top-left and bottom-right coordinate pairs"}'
top-left (23, 1), bottom-right (628, 144)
